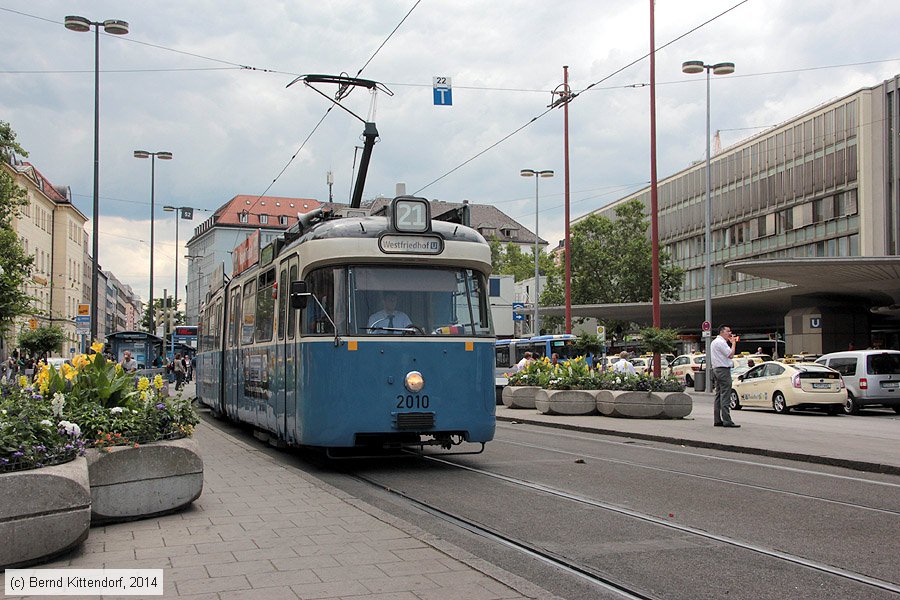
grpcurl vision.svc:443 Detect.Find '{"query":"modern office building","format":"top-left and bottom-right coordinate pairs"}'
top-left (567, 74), bottom-right (900, 354)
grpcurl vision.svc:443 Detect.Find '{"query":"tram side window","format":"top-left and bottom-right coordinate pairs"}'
top-left (214, 300), bottom-right (223, 349)
top-left (241, 281), bottom-right (256, 345)
top-left (277, 268), bottom-right (287, 340)
top-left (255, 269), bottom-right (276, 343)
top-left (287, 265), bottom-right (298, 340)
top-left (198, 308), bottom-right (207, 351)
top-left (303, 268), bottom-right (335, 335)
top-left (227, 287), bottom-right (241, 348)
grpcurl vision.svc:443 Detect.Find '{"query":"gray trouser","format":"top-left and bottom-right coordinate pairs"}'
top-left (712, 367), bottom-right (733, 424)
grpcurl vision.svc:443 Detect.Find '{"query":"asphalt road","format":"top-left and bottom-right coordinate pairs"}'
top-left (299, 421), bottom-right (900, 600)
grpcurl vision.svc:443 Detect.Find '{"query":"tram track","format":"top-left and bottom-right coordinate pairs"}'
top-left (198, 410), bottom-right (900, 598)
top-left (407, 452), bottom-right (900, 596)
top-left (496, 438), bottom-right (900, 517)
top-left (353, 470), bottom-right (656, 600)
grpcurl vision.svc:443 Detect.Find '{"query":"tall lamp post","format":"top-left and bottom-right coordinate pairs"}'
top-left (520, 169), bottom-right (554, 336)
top-left (134, 150), bottom-right (173, 334)
top-left (65, 15), bottom-right (129, 342)
top-left (682, 59), bottom-right (734, 391)
top-left (163, 205), bottom-right (194, 356)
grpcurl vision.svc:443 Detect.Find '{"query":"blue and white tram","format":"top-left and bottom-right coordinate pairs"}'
top-left (196, 196), bottom-right (496, 452)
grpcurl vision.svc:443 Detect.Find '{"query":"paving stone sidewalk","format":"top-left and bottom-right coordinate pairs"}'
top-left (23, 419), bottom-right (554, 600)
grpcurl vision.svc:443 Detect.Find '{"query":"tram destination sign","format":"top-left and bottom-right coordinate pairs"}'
top-left (378, 234), bottom-right (444, 255)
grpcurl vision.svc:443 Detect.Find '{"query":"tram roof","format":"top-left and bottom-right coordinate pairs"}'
top-left (289, 215), bottom-right (486, 247)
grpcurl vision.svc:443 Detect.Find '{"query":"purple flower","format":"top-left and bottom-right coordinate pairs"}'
top-left (156, 403), bottom-right (166, 410)
top-left (12, 451), bottom-right (24, 458)
top-left (34, 444), bottom-right (47, 453)
top-left (0, 458), bottom-right (8, 465)
top-left (32, 394), bottom-right (43, 400)
top-left (64, 444), bottom-right (73, 451)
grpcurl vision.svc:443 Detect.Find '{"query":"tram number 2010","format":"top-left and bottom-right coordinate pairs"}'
top-left (396, 394), bottom-right (430, 409)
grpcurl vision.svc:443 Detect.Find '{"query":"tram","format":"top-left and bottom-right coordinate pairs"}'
top-left (196, 196), bottom-right (496, 453)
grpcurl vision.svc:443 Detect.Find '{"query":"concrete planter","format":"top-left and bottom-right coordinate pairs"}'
top-left (502, 385), bottom-right (541, 409)
top-left (86, 436), bottom-right (203, 524)
top-left (0, 457), bottom-right (91, 569)
top-left (596, 390), bottom-right (692, 419)
top-left (535, 389), bottom-right (599, 415)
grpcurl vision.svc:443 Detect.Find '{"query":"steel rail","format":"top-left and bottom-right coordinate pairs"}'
top-left (420, 454), bottom-right (900, 595)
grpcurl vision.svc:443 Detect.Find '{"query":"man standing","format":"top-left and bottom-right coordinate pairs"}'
top-left (710, 325), bottom-right (740, 427)
top-left (120, 351), bottom-right (138, 374)
top-left (612, 351), bottom-right (637, 376)
top-left (514, 351), bottom-right (534, 373)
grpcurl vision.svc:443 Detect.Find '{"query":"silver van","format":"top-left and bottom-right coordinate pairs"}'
top-left (815, 350), bottom-right (900, 414)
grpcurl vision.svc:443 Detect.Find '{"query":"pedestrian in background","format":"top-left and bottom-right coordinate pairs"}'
top-left (174, 353), bottom-right (185, 390)
top-left (711, 325), bottom-right (740, 428)
top-left (514, 351), bottom-right (534, 373)
top-left (120, 351), bottom-right (138, 374)
top-left (612, 351), bottom-right (636, 376)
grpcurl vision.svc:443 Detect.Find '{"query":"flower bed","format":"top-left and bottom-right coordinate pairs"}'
top-left (504, 355), bottom-right (690, 418)
top-left (0, 344), bottom-right (201, 562)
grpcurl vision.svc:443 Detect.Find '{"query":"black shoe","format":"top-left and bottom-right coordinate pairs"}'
top-left (714, 423), bottom-right (723, 427)
top-left (723, 422), bottom-right (741, 428)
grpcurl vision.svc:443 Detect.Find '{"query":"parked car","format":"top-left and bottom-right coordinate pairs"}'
top-left (633, 356), bottom-right (670, 376)
top-left (730, 361), bottom-right (846, 414)
top-left (815, 350), bottom-right (900, 414)
top-left (46, 357), bottom-right (69, 369)
top-left (670, 353), bottom-right (705, 386)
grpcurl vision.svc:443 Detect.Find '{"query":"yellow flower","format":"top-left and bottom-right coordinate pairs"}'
top-left (72, 354), bottom-right (89, 369)
top-left (140, 390), bottom-right (148, 402)
top-left (18, 375), bottom-right (28, 388)
top-left (91, 341), bottom-right (105, 354)
top-left (154, 374), bottom-right (164, 390)
top-left (115, 363), bottom-right (123, 373)
top-left (137, 377), bottom-right (150, 391)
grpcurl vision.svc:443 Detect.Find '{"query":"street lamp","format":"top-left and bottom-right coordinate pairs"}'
top-left (134, 150), bottom-right (173, 334)
top-left (682, 59), bottom-right (734, 391)
top-left (65, 15), bottom-right (129, 342)
top-left (520, 168), bottom-right (554, 336)
top-left (164, 205), bottom-right (194, 356)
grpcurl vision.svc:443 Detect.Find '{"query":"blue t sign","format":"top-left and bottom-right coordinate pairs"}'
top-left (433, 76), bottom-right (452, 106)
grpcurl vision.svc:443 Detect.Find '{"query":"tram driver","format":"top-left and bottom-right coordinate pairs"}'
top-left (367, 291), bottom-right (412, 333)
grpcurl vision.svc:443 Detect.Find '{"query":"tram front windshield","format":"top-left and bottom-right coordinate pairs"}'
top-left (304, 265), bottom-right (493, 337)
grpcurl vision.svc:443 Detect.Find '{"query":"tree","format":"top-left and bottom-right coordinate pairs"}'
top-left (639, 326), bottom-right (679, 356)
top-left (139, 295), bottom-right (185, 333)
top-left (490, 239), bottom-right (557, 283)
top-left (543, 199), bottom-right (683, 306)
top-left (18, 325), bottom-right (66, 358)
top-left (490, 239), bottom-right (563, 334)
top-left (0, 122), bottom-right (35, 330)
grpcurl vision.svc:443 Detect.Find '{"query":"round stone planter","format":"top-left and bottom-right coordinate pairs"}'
top-left (501, 385), bottom-right (541, 409)
top-left (0, 457), bottom-right (91, 569)
top-left (86, 436), bottom-right (203, 524)
top-left (596, 390), bottom-right (692, 419)
top-left (535, 389), bottom-right (599, 415)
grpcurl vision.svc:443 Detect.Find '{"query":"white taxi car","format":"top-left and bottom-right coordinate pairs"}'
top-left (669, 353), bottom-right (705, 386)
top-left (729, 361), bottom-right (846, 414)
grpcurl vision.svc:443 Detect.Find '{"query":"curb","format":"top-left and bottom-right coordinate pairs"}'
top-left (497, 415), bottom-right (900, 476)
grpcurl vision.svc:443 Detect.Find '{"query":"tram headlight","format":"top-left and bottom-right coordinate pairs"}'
top-left (404, 371), bottom-right (425, 392)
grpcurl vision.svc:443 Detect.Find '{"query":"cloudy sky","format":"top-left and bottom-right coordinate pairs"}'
top-left (3, 0), bottom-right (900, 305)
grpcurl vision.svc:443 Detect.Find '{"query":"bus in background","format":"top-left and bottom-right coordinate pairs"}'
top-left (494, 334), bottom-right (581, 404)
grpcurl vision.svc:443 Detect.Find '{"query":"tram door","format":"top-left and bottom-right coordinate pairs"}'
top-left (281, 256), bottom-right (299, 444)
